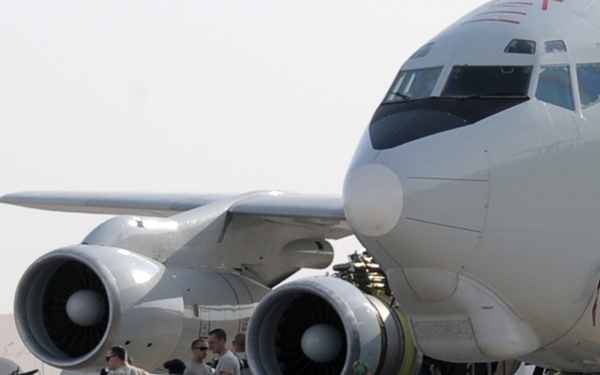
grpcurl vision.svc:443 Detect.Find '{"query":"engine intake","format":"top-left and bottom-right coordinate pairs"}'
top-left (246, 276), bottom-right (420, 375)
top-left (15, 244), bottom-right (185, 370)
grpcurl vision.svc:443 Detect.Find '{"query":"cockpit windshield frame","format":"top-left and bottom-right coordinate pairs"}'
top-left (441, 65), bottom-right (533, 99)
top-left (383, 66), bottom-right (443, 103)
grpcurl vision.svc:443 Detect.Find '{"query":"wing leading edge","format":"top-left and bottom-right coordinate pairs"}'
top-left (0, 190), bottom-right (352, 238)
top-left (0, 191), bottom-right (235, 217)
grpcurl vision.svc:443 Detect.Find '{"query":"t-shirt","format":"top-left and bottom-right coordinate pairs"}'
top-left (183, 361), bottom-right (212, 375)
top-left (214, 350), bottom-right (240, 375)
top-left (234, 352), bottom-right (252, 375)
top-left (110, 365), bottom-right (150, 375)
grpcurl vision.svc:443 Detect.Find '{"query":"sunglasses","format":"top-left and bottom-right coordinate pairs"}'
top-left (193, 346), bottom-right (208, 351)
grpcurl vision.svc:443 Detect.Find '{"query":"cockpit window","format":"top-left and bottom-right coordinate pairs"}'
top-left (505, 39), bottom-right (536, 54)
top-left (384, 67), bottom-right (442, 103)
top-left (441, 66), bottom-right (532, 98)
top-left (535, 65), bottom-right (574, 110)
top-left (545, 40), bottom-right (567, 53)
top-left (410, 43), bottom-right (434, 59)
top-left (576, 63), bottom-right (600, 108)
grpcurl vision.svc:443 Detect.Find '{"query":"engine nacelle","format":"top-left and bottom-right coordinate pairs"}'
top-left (14, 244), bottom-right (269, 372)
top-left (246, 276), bottom-right (420, 375)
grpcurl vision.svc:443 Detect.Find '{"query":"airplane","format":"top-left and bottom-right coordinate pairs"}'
top-left (0, 357), bottom-right (21, 375)
top-left (3, 0), bottom-right (600, 374)
top-left (0, 362), bottom-right (40, 375)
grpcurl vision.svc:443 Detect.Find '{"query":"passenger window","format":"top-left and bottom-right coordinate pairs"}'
top-left (384, 67), bottom-right (442, 102)
top-left (535, 65), bottom-right (574, 110)
top-left (576, 63), bottom-right (600, 108)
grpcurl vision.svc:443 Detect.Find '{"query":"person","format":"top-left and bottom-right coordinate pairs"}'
top-left (208, 329), bottom-right (240, 375)
top-left (183, 338), bottom-right (212, 375)
top-left (163, 359), bottom-right (186, 375)
top-left (105, 346), bottom-right (149, 375)
top-left (231, 333), bottom-right (251, 375)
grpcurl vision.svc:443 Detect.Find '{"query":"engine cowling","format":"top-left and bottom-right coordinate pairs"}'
top-left (14, 244), bottom-right (269, 372)
top-left (246, 276), bottom-right (420, 375)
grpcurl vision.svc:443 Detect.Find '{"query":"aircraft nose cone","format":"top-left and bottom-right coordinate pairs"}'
top-left (343, 121), bottom-right (489, 274)
top-left (343, 163), bottom-right (403, 237)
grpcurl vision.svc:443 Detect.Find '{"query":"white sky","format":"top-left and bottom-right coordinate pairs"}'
top-left (0, 0), bottom-right (487, 314)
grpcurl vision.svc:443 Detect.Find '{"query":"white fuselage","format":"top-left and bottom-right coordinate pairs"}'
top-left (344, 0), bottom-right (600, 372)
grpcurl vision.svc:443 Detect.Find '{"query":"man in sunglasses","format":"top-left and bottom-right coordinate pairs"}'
top-left (105, 346), bottom-right (149, 375)
top-left (183, 338), bottom-right (212, 375)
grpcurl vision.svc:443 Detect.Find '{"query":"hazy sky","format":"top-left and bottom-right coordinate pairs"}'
top-left (0, 0), bottom-right (487, 314)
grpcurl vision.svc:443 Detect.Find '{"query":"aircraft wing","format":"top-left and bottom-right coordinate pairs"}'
top-left (2, 189), bottom-right (352, 288)
top-left (0, 190), bottom-right (351, 238)
top-left (0, 191), bottom-right (237, 217)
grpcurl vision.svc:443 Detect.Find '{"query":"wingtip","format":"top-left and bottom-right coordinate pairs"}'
top-left (0, 191), bottom-right (42, 204)
top-left (0, 191), bottom-right (21, 204)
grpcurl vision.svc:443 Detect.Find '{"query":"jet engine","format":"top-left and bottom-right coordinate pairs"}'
top-left (14, 244), bottom-right (269, 372)
top-left (246, 276), bottom-right (420, 375)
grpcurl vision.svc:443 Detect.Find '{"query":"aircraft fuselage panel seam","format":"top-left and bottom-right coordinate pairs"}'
top-left (405, 217), bottom-right (482, 233)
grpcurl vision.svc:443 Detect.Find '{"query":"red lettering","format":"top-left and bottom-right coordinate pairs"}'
top-left (542, 0), bottom-right (565, 11)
